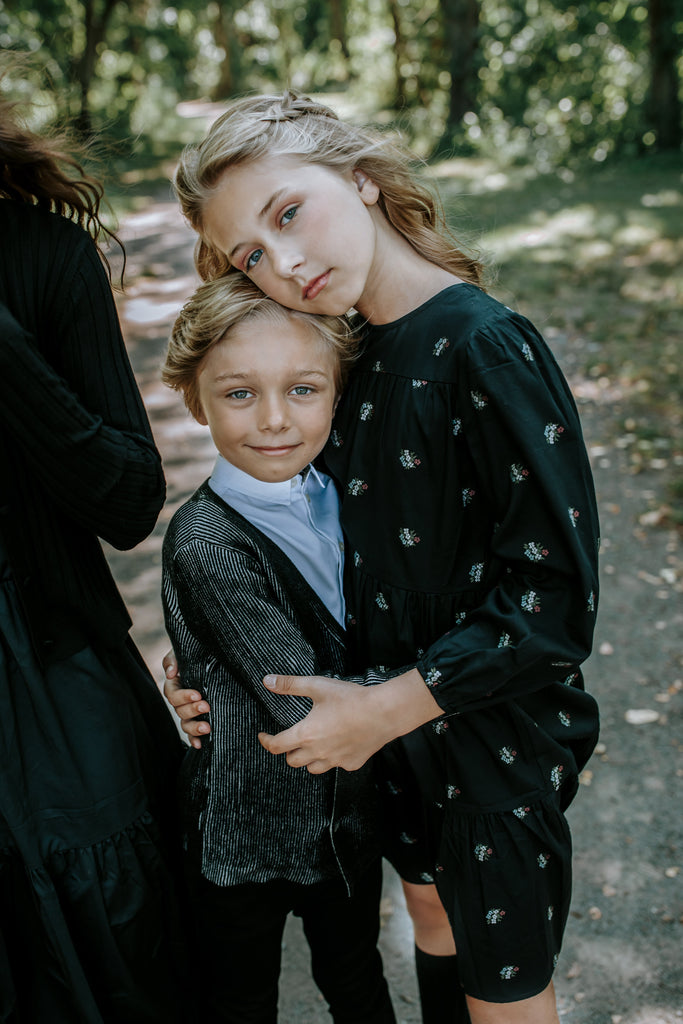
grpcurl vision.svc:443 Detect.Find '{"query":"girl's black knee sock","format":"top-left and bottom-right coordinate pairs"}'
top-left (414, 946), bottom-right (471, 1024)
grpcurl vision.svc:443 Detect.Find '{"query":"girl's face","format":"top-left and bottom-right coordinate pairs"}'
top-left (202, 154), bottom-right (381, 318)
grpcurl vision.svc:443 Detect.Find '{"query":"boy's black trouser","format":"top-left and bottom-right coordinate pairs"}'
top-left (190, 857), bottom-right (396, 1023)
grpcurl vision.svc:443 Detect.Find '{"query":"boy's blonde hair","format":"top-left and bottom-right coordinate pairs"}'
top-left (163, 274), bottom-right (357, 421)
top-left (173, 90), bottom-right (482, 287)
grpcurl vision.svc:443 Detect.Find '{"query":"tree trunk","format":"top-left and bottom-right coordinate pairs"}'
top-left (328, 0), bottom-right (349, 60)
top-left (439, 0), bottom-right (480, 133)
top-left (647, 0), bottom-right (682, 150)
top-left (73, 0), bottom-right (124, 136)
top-left (212, 6), bottom-right (241, 100)
top-left (387, 0), bottom-right (408, 108)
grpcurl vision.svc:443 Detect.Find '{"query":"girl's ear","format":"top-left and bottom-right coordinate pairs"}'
top-left (352, 167), bottom-right (380, 206)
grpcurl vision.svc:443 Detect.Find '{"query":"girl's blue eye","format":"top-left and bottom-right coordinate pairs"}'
top-left (281, 206), bottom-right (298, 225)
top-left (291, 385), bottom-right (314, 396)
top-left (245, 249), bottom-right (263, 271)
top-left (228, 389), bottom-right (251, 400)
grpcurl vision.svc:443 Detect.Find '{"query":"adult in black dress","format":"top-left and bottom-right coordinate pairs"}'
top-left (0, 92), bottom-right (187, 1022)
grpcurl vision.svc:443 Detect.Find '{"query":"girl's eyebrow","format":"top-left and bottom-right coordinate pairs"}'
top-left (228, 188), bottom-right (289, 262)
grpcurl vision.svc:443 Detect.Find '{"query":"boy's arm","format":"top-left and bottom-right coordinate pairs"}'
top-left (166, 537), bottom-right (335, 731)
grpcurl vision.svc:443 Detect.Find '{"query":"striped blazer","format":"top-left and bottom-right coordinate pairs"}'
top-left (162, 481), bottom-right (381, 889)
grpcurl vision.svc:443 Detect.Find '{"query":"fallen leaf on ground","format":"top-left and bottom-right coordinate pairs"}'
top-left (625, 708), bottom-right (660, 724)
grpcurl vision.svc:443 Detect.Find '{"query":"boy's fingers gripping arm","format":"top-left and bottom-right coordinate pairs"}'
top-left (258, 667), bottom-right (441, 773)
top-left (162, 652), bottom-right (211, 747)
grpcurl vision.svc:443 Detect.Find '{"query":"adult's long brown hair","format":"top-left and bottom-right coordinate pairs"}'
top-left (0, 66), bottom-right (124, 275)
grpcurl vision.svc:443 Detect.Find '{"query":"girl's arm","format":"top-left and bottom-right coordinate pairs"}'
top-left (164, 535), bottom-right (356, 732)
top-left (0, 236), bottom-right (165, 550)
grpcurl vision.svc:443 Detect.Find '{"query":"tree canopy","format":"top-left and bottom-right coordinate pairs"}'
top-left (1, 0), bottom-right (680, 164)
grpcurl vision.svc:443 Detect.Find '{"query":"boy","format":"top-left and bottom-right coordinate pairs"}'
top-left (161, 275), bottom-right (395, 1024)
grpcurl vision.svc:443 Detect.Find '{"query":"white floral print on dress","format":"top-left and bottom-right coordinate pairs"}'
top-left (523, 541), bottom-right (549, 562)
top-left (498, 632), bottom-right (512, 648)
top-left (433, 720), bottom-right (450, 735)
top-left (462, 487), bottom-right (476, 506)
top-left (452, 418), bottom-right (462, 436)
top-left (486, 908), bottom-right (506, 924)
top-left (359, 402), bottom-right (374, 421)
top-left (433, 337), bottom-right (450, 356)
top-left (522, 341), bottom-right (535, 361)
top-left (372, 360), bottom-right (384, 372)
top-left (498, 746), bottom-right (517, 765)
top-left (399, 527), bottom-right (420, 547)
top-left (375, 593), bottom-right (389, 611)
top-left (471, 389), bottom-right (488, 410)
top-left (329, 429), bottom-right (343, 447)
top-left (521, 589), bottom-right (541, 613)
top-left (499, 966), bottom-right (519, 981)
top-left (568, 506), bottom-right (580, 527)
top-left (447, 784), bottom-right (461, 799)
top-left (537, 853), bottom-right (550, 869)
top-left (424, 667), bottom-right (441, 688)
top-left (412, 378), bottom-right (428, 388)
top-left (399, 449), bottom-right (421, 469)
top-left (512, 806), bottom-right (530, 819)
top-left (558, 710), bottom-right (571, 727)
top-left (469, 562), bottom-right (484, 583)
top-left (510, 463), bottom-right (530, 483)
top-left (474, 844), bottom-right (493, 862)
top-left (544, 422), bottom-right (565, 444)
top-left (347, 478), bottom-right (368, 496)
top-left (551, 764), bottom-right (564, 790)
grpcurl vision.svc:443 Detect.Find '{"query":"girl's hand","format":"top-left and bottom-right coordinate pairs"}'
top-left (162, 650), bottom-right (211, 750)
top-left (258, 668), bottom-right (441, 773)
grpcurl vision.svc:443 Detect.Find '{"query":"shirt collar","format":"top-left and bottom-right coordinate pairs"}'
top-left (209, 455), bottom-right (324, 506)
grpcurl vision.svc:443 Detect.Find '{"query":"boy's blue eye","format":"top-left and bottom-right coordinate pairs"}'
top-left (245, 249), bottom-right (263, 271)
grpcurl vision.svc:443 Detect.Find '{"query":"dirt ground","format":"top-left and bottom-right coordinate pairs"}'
top-left (106, 189), bottom-right (682, 1024)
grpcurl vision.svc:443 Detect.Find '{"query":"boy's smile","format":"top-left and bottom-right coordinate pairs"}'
top-left (196, 315), bottom-right (339, 483)
top-left (202, 155), bottom-right (381, 318)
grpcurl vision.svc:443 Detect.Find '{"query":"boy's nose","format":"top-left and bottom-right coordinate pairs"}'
top-left (258, 395), bottom-right (288, 431)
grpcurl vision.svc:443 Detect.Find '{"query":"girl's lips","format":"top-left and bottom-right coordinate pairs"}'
top-left (302, 271), bottom-right (330, 301)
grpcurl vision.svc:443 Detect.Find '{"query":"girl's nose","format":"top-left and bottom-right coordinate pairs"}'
top-left (273, 245), bottom-right (302, 278)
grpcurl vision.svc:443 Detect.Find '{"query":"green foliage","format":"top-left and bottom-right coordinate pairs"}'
top-left (1, 0), bottom-right (680, 167)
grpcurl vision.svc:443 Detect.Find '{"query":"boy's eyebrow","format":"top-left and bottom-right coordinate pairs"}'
top-left (228, 188), bottom-right (288, 262)
top-left (211, 368), bottom-right (332, 383)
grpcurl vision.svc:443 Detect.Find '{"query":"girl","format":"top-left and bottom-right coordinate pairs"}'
top-left (0, 80), bottom-right (187, 1021)
top-left (167, 90), bottom-right (600, 1024)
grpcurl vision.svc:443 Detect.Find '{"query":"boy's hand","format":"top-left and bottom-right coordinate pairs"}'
top-left (258, 668), bottom-right (441, 774)
top-left (163, 649), bottom-right (211, 750)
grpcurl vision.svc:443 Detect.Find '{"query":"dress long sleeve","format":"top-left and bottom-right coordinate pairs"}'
top-left (0, 234), bottom-right (164, 550)
top-left (415, 312), bottom-right (599, 715)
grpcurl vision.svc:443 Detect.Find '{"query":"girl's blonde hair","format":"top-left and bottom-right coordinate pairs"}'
top-left (163, 274), bottom-right (357, 421)
top-left (174, 90), bottom-right (482, 286)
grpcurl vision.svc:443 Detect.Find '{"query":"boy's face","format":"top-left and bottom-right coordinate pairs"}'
top-left (196, 316), bottom-right (339, 483)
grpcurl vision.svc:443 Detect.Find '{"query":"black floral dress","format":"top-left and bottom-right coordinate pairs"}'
top-left (325, 283), bottom-right (600, 1002)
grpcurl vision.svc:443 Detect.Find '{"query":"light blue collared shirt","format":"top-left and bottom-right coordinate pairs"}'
top-left (208, 455), bottom-right (345, 627)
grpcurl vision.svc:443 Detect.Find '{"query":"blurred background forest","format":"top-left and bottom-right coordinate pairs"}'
top-left (2, 0), bottom-right (681, 163)
top-left (2, 0), bottom-right (681, 514)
